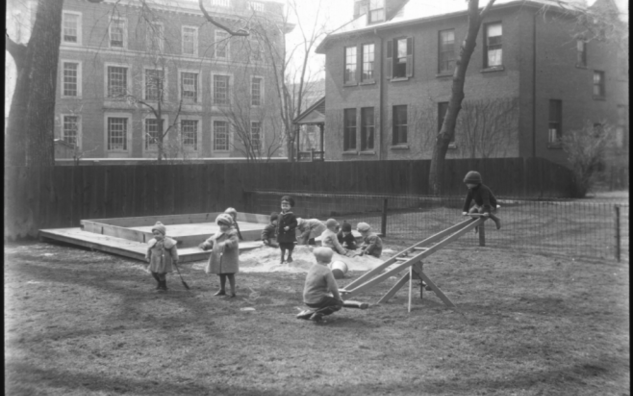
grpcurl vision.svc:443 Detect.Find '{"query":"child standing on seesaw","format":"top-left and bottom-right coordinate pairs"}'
top-left (199, 213), bottom-right (240, 298)
top-left (297, 247), bottom-right (344, 322)
top-left (296, 217), bottom-right (326, 245)
top-left (337, 221), bottom-right (357, 250)
top-left (461, 170), bottom-right (501, 229)
top-left (357, 222), bottom-right (383, 258)
top-left (277, 196), bottom-right (298, 264)
top-left (145, 222), bottom-right (179, 292)
top-left (261, 212), bottom-right (279, 248)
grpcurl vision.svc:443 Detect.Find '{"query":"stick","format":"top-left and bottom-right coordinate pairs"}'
top-left (173, 262), bottom-right (190, 290)
top-left (408, 265), bottom-right (413, 313)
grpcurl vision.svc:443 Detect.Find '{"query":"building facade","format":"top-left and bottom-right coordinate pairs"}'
top-left (39, 0), bottom-right (289, 160)
top-left (316, 0), bottom-right (628, 167)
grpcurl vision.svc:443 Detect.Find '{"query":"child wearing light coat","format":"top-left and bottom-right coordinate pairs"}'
top-left (146, 222), bottom-right (179, 292)
top-left (320, 218), bottom-right (348, 256)
top-left (297, 218), bottom-right (326, 245)
top-left (199, 213), bottom-right (240, 298)
top-left (297, 247), bottom-right (344, 322)
top-left (357, 222), bottom-right (383, 258)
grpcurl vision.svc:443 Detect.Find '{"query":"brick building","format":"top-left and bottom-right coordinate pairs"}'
top-left (315, 0), bottom-right (628, 167)
top-left (21, 0), bottom-right (290, 160)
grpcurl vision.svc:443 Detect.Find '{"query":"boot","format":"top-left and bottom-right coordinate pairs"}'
top-left (162, 280), bottom-right (168, 291)
top-left (214, 289), bottom-right (226, 296)
top-left (152, 273), bottom-right (161, 290)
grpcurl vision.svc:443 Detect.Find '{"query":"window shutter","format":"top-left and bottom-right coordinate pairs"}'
top-left (386, 39), bottom-right (393, 80)
top-left (406, 37), bottom-right (414, 77)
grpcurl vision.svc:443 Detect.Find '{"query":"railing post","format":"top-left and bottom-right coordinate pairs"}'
top-left (478, 221), bottom-right (486, 246)
top-left (310, 148), bottom-right (315, 162)
top-left (614, 204), bottom-right (621, 262)
top-left (381, 198), bottom-right (388, 237)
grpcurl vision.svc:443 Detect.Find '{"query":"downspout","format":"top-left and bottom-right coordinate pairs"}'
top-left (377, 29), bottom-right (384, 160)
top-left (532, 10), bottom-right (537, 158)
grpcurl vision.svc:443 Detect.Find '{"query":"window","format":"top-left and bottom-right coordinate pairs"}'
top-left (145, 69), bottom-right (164, 101)
top-left (387, 37), bottom-right (413, 79)
top-left (343, 108), bottom-right (357, 151)
top-left (392, 105), bottom-right (407, 145)
top-left (107, 117), bottom-right (128, 151)
top-left (251, 77), bottom-right (263, 106)
top-left (548, 100), bottom-right (562, 145)
top-left (213, 75), bottom-right (230, 105)
top-left (361, 44), bottom-right (375, 82)
top-left (62, 62), bottom-right (80, 97)
top-left (107, 66), bottom-right (128, 98)
top-left (213, 120), bottom-right (230, 151)
top-left (145, 118), bottom-right (163, 150)
top-left (438, 29), bottom-right (455, 74)
top-left (360, 107), bottom-right (374, 151)
top-left (181, 120), bottom-right (199, 150)
top-left (181, 72), bottom-right (198, 103)
top-left (248, 1), bottom-right (264, 12)
top-left (62, 12), bottom-right (80, 44)
top-left (576, 40), bottom-right (586, 67)
top-left (215, 30), bottom-right (229, 59)
top-left (438, 102), bottom-right (456, 145)
top-left (616, 105), bottom-right (628, 148)
top-left (593, 71), bottom-right (605, 97)
top-left (109, 18), bottom-right (126, 48)
top-left (250, 40), bottom-right (263, 62)
top-left (62, 115), bottom-right (79, 147)
top-left (344, 46), bottom-right (357, 85)
top-left (212, 0), bottom-right (230, 6)
top-left (250, 121), bottom-right (261, 151)
top-left (182, 26), bottom-right (198, 56)
top-left (484, 22), bottom-right (502, 68)
top-left (146, 22), bottom-right (164, 52)
top-left (368, 0), bottom-right (385, 23)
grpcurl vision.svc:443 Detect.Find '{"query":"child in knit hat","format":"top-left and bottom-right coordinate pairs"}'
top-left (146, 221), bottom-right (179, 292)
top-left (261, 212), bottom-right (279, 248)
top-left (277, 196), bottom-right (298, 264)
top-left (321, 218), bottom-right (348, 255)
top-left (357, 222), bottom-right (382, 258)
top-left (224, 207), bottom-right (244, 241)
top-left (337, 221), bottom-right (357, 250)
top-left (199, 213), bottom-right (240, 298)
top-left (462, 170), bottom-right (501, 230)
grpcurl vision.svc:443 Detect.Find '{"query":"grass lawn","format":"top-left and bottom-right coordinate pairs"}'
top-left (4, 238), bottom-right (629, 396)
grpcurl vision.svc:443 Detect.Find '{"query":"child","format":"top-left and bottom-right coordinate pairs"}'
top-left (321, 218), bottom-right (348, 256)
top-left (145, 221), bottom-right (179, 292)
top-left (461, 170), bottom-right (501, 229)
top-left (224, 207), bottom-right (244, 240)
top-left (337, 221), bottom-right (357, 250)
top-left (296, 217), bottom-right (326, 245)
top-left (297, 247), bottom-right (344, 322)
top-left (199, 213), bottom-right (240, 298)
top-left (276, 195), bottom-right (298, 264)
top-left (261, 212), bottom-right (279, 248)
top-left (357, 222), bottom-right (383, 258)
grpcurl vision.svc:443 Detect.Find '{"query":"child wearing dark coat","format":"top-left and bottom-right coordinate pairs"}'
top-left (261, 212), bottom-right (279, 247)
top-left (337, 221), bottom-right (357, 250)
top-left (276, 196), bottom-right (298, 264)
top-left (357, 222), bottom-right (383, 258)
top-left (461, 170), bottom-right (501, 229)
top-left (145, 222), bottom-right (179, 292)
top-left (297, 247), bottom-right (344, 322)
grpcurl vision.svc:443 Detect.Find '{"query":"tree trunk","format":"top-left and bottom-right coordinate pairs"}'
top-left (429, 0), bottom-right (494, 195)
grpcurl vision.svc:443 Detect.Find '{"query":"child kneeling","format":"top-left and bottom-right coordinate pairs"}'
top-left (297, 247), bottom-right (344, 322)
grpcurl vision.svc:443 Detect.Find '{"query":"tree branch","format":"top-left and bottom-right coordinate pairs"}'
top-left (480, 0), bottom-right (496, 19)
top-left (198, 0), bottom-right (249, 36)
top-left (5, 34), bottom-right (28, 69)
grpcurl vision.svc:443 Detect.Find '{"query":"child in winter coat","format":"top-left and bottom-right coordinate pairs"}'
top-left (199, 213), bottom-right (240, 298)
top-left (297, 247), bottom-right (344, 322)
top-left (357, 222), bottom-right (383, 258)
top-left (224, 207), bottom-right (244, 240)
top-left (337, 221), bottom-right (357, 250)
top-left (297, 218), bottom-right (326, 245)
top-left (146, 221), bottom-right (179, 292)
top-left (461, 170), bottom-right (501, 230)
top-left (321, 218), bottom-right (348, 256)
top-left (277, 195), bottom-right (298, 264)
top-left (261, 212), bottom-right (279, 248)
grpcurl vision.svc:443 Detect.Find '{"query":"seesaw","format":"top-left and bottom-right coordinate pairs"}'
top-left (339, 214), bottom-right (492, 313)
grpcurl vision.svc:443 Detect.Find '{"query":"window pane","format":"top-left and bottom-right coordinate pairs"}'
top-left (63, 13), bottom-right (78, 43)
top-left (439, 29), bottom-right (455, 73)
top-left (215, 30), bottom-right (229, 58)
top-left (548, 100), bottom-right (562, 143)
top-left (252, 77), bottom-right (262, 106)
top-left (213, 120), bottom-right (229, 151)
top-left (213, 75), bottom-right (230, 105)
top-left (362, 44), bottom-right (374, 81)
top-left (393, 105), bottom-right (407, 144)
top-left (344, 108), bottom-right (357, 150)
top-left (182, 72), bottom-right (198, 103)
top-left (361, 107), bottom-right (374, 150)
top-left (345, 46), bottom-right (357, 83)
top-left (251, 122), bottom-right (261, 150)
top-left (145, 119), bottom-right (160, 149)
top-left (110, 19), bottom-right (125, 47)
top-left (182, 120), bottom-right (198, 150)
top-left (183, 27), bottom-right (197, 55)
top-left (107, 66), bottom-right (127, 97)
top-left (63, 116), bottom-right (79, 146)
top-left (63, 62), bottom-right (78, 96)
top-left (487, 23), bottom-right (502, 37)
top-left (107, 118), bottom-right (127, 150)
top-left (145, 69), bottom-right (163, 101)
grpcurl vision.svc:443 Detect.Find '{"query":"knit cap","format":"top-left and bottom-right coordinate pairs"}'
top-left (281, 195), bottom-right (295, 207)
top-left (356, 222), bottom-right (371, 232)
top-left (326, 218), bottom-right (339, 229)
top-left (224, 207), bottom-right (237, 217)
top-left (152, 221), bottom-right (166, 235)
top-left (270, 212), bottom-right (279, 222)
top-left (341, 222), bottom-right (352, 232)
top-left (216, 213), bottom-right (233, 226)
top-left (463, 171), bottom-right (482, 185)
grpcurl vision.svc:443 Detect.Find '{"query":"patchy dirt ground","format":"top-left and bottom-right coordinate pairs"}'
top-left (4, 239), bottom-right (630, 396)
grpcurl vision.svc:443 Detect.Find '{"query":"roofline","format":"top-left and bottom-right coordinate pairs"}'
top-left (292, 96), bottom-right (325, 124)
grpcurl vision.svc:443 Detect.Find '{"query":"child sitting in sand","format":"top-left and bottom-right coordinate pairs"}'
top-left (261, 212), bottom-right (279, 248)
top-left (337, 221), bottom-right (357, 250)
top-left (320, 218), bottom-right (349, 256)
top-left (145, 222), bottom-right (179, 292)
top-left (357, 222), bottom-right (382, 258)
top-left (296, 218), bottom-right (326, 245)
top-left (296, 247), bottom-right (344, 322)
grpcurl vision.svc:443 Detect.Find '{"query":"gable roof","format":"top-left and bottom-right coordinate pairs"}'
top-left (293, 96), bottom-right (325, 125)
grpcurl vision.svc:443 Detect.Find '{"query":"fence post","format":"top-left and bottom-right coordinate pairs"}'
top-left (614, 204), bottom-right (621, 262)
top-left (479, 221), bottom-right (486, 246)
top-left (381, 198), bottom-right (388, 237)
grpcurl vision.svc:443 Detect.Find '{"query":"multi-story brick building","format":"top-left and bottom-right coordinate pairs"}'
top-left (315, 0), bottom-right (628, 167)
top-left (19, 0), bottom-right (290, 159)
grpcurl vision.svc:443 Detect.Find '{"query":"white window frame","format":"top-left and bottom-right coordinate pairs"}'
top-left (143, 115), bottom-right (169, 153)
top-left (211, 72), bottom-right (232, 107)
top-left (368, 0), bottom-right (385, 23)
top-left (214, 29), bottom-right (230, 60)
top-left (104, 62), bottom-right (130, 99)
top-left (104, 113), bottom-right (132, 153)
top-left (61, 59), bottom-right (82, 98)
top-left (179, 69), bottom-right (201, 104)
top-left (484, 22), bottom-right (503, 68)
top-left (146, 21), bottom-right (164, 52)
top-left (182, 26), bottom-right (199, 57)
top-left (61, 114), bottom-right (82, 148)
top-left (109, 17), bottom-right (127, 49)
top-left (211, 117), bottom-right (232, 152)
top-left (62, 11), bottom-right (82, 46)
top-left (251, 75), bottom-right (264, 106)
top-left (180, 117), bottom-right (202, 152)
top-left (143, 68), bottom-right (168, 102)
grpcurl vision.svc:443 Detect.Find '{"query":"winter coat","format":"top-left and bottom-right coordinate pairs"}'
top-left (321, 229), bottom-right (347, 255)
top-left (462, 183), bottom-right (498, 214)
top-left (276, 211), bottom-right (298, 244)
top-left (201, 229), bottom-right (240, 274)
top-left (360, 233), bottom-right (382, 258)
top-left (337, 231), bottom-right (357, 250)
top-left (298, 219), bottom-right (326, 244)
top-left (146, 237), bottom-right (178, 273)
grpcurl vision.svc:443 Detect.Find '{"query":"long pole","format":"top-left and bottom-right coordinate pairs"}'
top-left (408, 265), bottom-right (413, 313)
top-left (614, 204), bottom-right (621, 262)
top-left (381, 198), bottom-right (388, 237)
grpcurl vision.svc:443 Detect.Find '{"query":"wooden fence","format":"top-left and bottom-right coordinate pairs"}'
top-left (5, 157), bottom-right (574, 238)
